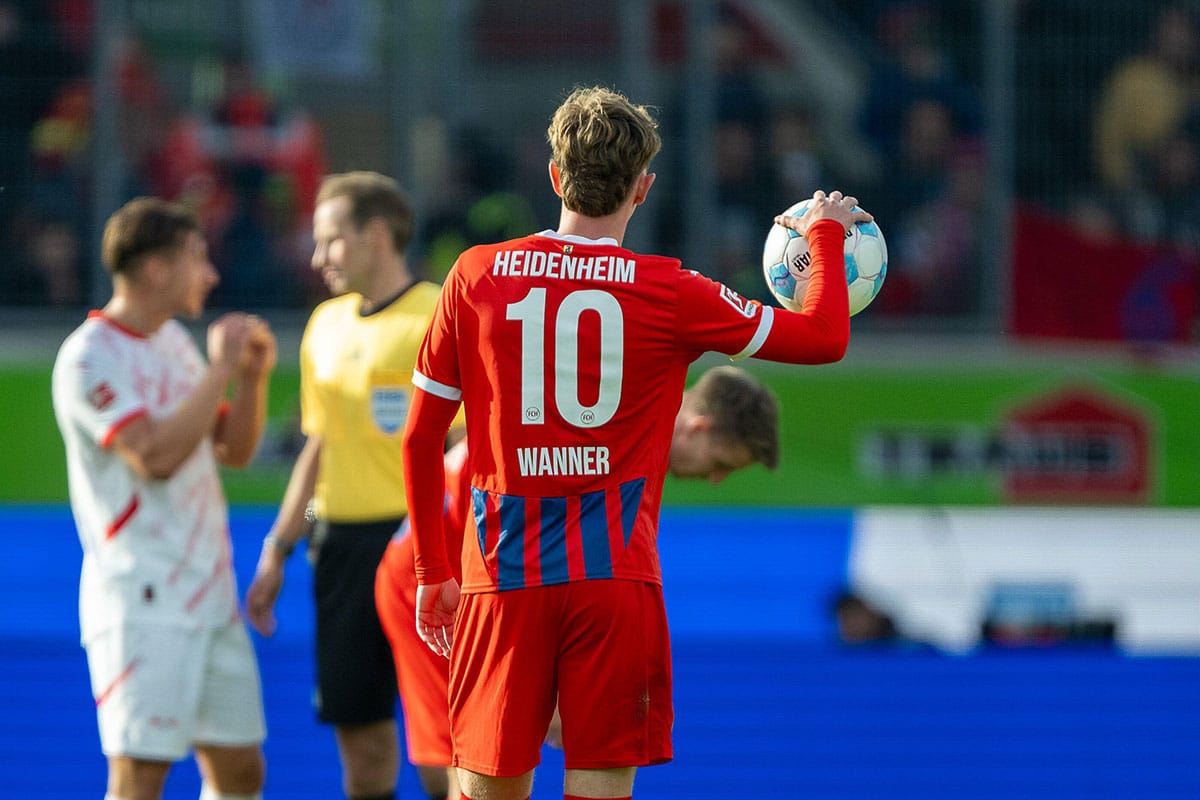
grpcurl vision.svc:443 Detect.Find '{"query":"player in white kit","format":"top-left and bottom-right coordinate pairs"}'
top-left (51, 197), bottom-right (277, 800)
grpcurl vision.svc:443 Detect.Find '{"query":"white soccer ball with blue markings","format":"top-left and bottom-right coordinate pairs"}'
top-left (762, 199), bottom-right (887, 316)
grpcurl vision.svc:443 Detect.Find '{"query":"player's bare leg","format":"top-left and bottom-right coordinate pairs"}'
top-left (194, 743), bottom-right (265, 796)
top-left (106, 756), bottom-right (170, 800)
top-left (416, 763), bottom-right (460, 799)
top-left (564, 767), bottom-right (636, 798)
top-left (335, 719), bottom-right (399, 798)
top-left (456, 768), bottom-right (533, 800)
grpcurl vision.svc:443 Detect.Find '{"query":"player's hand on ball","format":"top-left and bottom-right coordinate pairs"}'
top-left (763, 192), bottom-right (887, 315)
top-left (775, 189), bottom-right (873, 238)
top-left (416, 579), bottom-right (461, 659)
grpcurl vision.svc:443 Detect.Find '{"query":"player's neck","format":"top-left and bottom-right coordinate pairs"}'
top-left (101, 291), bottom-right (171, 336)
top-left (556, 207), bottom-right (629, 246)
top-left (359, 257), bottom-right (414, 314)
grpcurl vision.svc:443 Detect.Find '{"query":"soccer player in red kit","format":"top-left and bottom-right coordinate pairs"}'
top-left (401, 85), bottom-right (871, 800)
top-left (377, 366), bottom-right (781, 800)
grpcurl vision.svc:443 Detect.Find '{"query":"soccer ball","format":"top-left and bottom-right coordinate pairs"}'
top-left (761, 200), bottom-right (887, 316)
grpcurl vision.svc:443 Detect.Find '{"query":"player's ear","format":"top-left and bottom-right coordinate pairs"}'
top-left (633, 172), bottom-right (656, 206)
top-left (364, 216), bottom-right (390, 250)
top-left (549, 161), bottom-right (564, 197)
top-left (139, 253), bottom-right (169, 288)
top-left (686, 414), bottom-right (712, 434)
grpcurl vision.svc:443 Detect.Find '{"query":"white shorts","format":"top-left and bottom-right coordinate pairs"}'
top-left (85, 619), bottom-right (266, 761)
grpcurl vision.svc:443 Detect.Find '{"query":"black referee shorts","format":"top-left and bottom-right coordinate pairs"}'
top-left (310, 517), bottom-right (403, 725)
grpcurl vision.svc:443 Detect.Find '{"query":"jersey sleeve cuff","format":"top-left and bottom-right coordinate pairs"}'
top-left (412, 370), bottom-right (462, 401)
top-left (100, 408), bottom-right (149, 448)
top-left (731, 305), bottom-right (774, 360)
top-left (416, 564), bottom-right (455, 585)
top-left (806, 218), bottom-right (846, 238)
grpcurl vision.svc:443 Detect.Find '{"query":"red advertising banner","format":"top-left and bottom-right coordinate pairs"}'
top-left (1001, 386), bottom-right (1152, 504)
top-left (1010, 205), bottom-right (1198, 342)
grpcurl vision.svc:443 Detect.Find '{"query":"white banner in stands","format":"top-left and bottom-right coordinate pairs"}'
top-left (848, 507), bottom-right (1200, 654)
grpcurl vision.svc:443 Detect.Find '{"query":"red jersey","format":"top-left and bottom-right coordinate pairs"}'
top-left (409, 222), bottom-right (849, 593)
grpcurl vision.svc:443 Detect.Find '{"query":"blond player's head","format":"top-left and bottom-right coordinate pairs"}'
top-left (315, 171), bottom-right (414, 255)
top-left (547, 86), bottom-right (661, 217)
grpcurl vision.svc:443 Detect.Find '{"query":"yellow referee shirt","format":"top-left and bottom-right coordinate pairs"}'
top-left (301, 282), bottom-right (445, 522)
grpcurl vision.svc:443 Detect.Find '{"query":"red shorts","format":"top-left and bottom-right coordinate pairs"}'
top-left (375, 533), bottom-right (453, 766)
top-left (450, 580), bottom-right (673, 777)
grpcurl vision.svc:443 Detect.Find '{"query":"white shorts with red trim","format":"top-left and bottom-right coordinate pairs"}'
top-left (86, 619), bottom-right (266, 760)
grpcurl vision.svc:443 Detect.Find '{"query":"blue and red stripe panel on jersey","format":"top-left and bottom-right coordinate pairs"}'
top-left (470, 477), bottom-right (646, 591)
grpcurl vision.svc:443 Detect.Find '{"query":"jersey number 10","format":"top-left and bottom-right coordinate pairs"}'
top-left (507, 288), bottom-right (624, 428)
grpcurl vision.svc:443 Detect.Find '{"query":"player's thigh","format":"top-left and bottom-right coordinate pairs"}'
top-left (563, 766), bottom-right (637, 798)
top-left (106, 754), bottom-right (172, 799)
top-left (457, 768), bottom-right (534, 800)
top-left (313, 519), bottom-right (400, 724)
top-left (556, 580), bottom-right (674, 770)
top-left (193, 743), bottom-right (265, 794)
top-left (193, 621), bottom-right (266, 749)
top-left (85, 623), bottom-right (209, 762)
top-left (449, 589), bottom-right (559, 777)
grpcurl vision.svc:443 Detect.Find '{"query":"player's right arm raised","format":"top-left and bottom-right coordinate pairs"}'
top-left (753, 190), bottom-right (871, 364)
top-left (110, 313), bottom-right (251, 480)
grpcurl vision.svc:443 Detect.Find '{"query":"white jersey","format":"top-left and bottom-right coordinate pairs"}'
top-left (52, 312), bottom-right (239, 643)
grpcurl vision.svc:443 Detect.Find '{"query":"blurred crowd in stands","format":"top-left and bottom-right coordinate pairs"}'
top-left (0, 0), bottom-right (327, 309)
top-left (1, 0), bottom-right (1197, 328)
top-left (1082, 2), bottom-right (1200, 253)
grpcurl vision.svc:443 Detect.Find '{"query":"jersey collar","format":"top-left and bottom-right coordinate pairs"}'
top-left (535, 229), bottom-right (619, 248)
top-left (88, 310), bottom-right (149, 339)
top-left (358, 281), bottom-right (415, 318)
